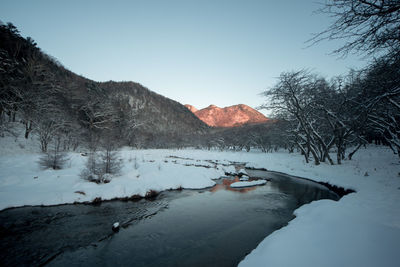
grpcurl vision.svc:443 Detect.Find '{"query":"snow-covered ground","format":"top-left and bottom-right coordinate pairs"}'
top-left (238, 146), bottom-right (400, 267)
top-left (1, 126), bottom-right (400, 266)
top-left (0, 138), bottom-right (237, 209)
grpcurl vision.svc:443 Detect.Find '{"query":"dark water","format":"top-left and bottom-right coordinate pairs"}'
top-left (0, 170), bottom-right (339, 266)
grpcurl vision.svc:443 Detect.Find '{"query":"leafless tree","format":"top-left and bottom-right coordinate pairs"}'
top-left (261, 70), bottom-right (369, 164)
top-left (261, 70), bottom-right (327, 164)
top-left (359, 57), bottom-right (400, 157)
top-left (22, 58), bottom-right (71, 152)
top-left (99, 133), bottom-right (122, 176)
top-left (38, 135), bottom-right (69, 170)
top-left (0, 49), bottom-right (23, 127)
top-left (80, 131), bottom-right (122, 183)
top-left (310, 0), bottom-right (400, 58)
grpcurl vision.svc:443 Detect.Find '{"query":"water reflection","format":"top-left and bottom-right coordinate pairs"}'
top-left (210, 176), bottom-right (258, 193)
top-left (247, 170), bottom-right (340, 205)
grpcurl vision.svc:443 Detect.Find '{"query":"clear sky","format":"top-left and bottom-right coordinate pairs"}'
top-left (0, 0), bottom-right (367, 116)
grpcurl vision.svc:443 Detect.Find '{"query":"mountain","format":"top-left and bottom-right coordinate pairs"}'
top-left (0, 22), bottom-right (208, 148)
top-left (97, 82), bottom-right (209, 147)
top-left (184, 104), bottom-right (198, 113)
top-left (185, 104), bottom-right (269, 127)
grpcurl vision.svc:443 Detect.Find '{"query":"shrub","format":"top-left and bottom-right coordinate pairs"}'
top-left (80, 149), bottom-right (122, 183)
top-left (38, 138), bottom-right (68, 170)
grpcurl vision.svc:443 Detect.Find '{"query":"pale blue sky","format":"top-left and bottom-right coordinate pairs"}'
top-left (0, 0), bottom-right (367, 115)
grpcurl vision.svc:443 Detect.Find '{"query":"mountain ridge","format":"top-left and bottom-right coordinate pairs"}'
top-left (184, 104), bottom-right (269, 127)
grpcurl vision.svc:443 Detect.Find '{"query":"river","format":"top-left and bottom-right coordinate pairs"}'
top-left (0, 170), bottom-right (339, 266)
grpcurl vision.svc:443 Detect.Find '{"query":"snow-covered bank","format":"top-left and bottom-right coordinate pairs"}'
top-left (0, 149), bottom-right (236, 210)
top-left (238, 146), bottom-right (400, 267)
top-left (1, 129), bottom-right (399, 266)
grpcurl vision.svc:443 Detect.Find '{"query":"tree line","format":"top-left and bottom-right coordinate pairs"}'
top-left (260, 0), bottom-right (400, 164)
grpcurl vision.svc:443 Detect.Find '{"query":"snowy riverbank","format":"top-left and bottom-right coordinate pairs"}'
top-left (239, 146), bottom-right (400, 267)
top-left (1, 131), bottom-right (399, 266)
top-left (0, 148), bottom-right (237, 210)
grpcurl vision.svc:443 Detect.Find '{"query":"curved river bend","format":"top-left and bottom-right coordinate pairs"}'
top-left (0, 170), bottom-right (339, 266)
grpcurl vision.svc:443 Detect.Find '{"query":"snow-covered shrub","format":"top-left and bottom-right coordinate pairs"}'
top-left (99, 149), bottom-right (122, 175)
top-left (80, 149), bottom-right (122, 183)
top-left (81, 151), bottom-right (102, 183)
top-left (38, 151), bottom-right (69, 170)
top-left (38, 138), bottom-right (68, 170)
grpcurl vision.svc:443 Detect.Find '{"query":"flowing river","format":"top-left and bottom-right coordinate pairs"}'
top-left (0, 170), bottom-right (340, 266)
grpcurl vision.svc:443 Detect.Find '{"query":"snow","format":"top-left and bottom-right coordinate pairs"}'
top-left (239, 175), bottom-right (250, 181)
top-left (0, 128), bottom-right (232, 209)
top-left (113, 222), bottom-right (120, 228)
top-left (237, 146), bottom-right (400, 267)
top-left (238, 168), bottom-right (248, 175)
top-left (0, 149), bottom-right (228, 209)
top-left (1, 125), bottom-right (400, 266)
top-left (230, 179), bottom-right (267, 188)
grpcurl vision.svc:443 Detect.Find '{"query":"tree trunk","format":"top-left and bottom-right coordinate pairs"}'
top-left (297, 142), bottom-right (309, 163)
top-left (348, 143), bottom-right (362, 160)
top-left (24, 121), bottom-right (32, 139)
top-left (309, 144), bottom-right (320, 165)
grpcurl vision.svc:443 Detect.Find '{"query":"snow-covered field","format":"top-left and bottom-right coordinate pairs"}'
top-left (0, 135), bottom-right (236, 209)
top-left (1, 127), bottom-right (400, 267)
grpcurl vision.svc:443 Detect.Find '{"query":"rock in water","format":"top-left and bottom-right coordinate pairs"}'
top-left (112, 222), bottom-right (120, 232)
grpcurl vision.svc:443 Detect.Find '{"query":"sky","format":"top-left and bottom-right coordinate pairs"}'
top-left (0, 0), bottom-right (367, 116)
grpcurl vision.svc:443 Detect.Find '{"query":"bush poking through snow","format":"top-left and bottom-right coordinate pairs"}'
top-left (38, 152), bottom-right (69, 170)
top-left (80, 149), bottom-right (122, 183)
top-left (99, 149), bottom-right (122, 176)
top-left (38, 138), bottom-right (69, 170)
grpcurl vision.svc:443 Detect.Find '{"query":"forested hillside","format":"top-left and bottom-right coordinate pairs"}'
top-left (0, 22), bottom-right (208, 150)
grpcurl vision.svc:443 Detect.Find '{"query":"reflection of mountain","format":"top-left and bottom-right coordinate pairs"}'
top-left (184, 104), bottom-right (269, 127)
top-left (210, 177), bottom-right (257, 193)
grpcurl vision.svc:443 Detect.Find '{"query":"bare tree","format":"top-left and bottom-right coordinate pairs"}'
top-left (80, 131), bottom-right (122, 183)
top-left (0, 49), bottom-right (23, 127)
top-left (260, 70), bottom-right (369, 164)
top-left (22, 58), bottom-right (71, 152)
top-left (261, 70), bottom-right (327, 164)
top-left (78, 89), bottom-right (125, 183)
top-left (99, 133), bottom-right (122, 176)
top-left (311, 0), bottom-right (400, 58)
top-left (359, 57), bottom-right (400, 157)
top-left (38, 135), bottom-right (69, 170)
